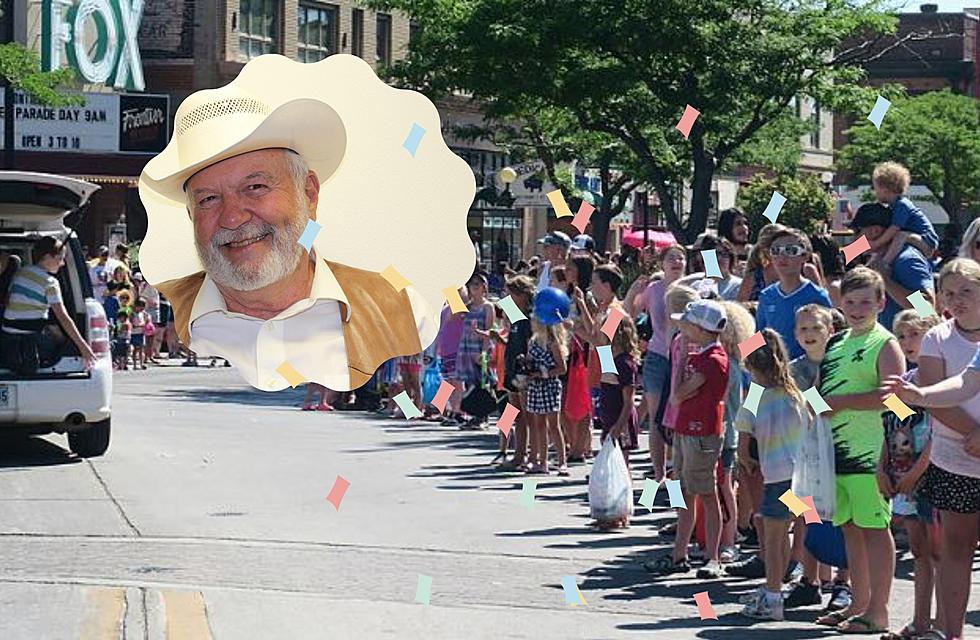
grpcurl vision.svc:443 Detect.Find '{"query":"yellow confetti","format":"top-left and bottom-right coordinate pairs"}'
top-left (883, 393), bottom-right (915, 420)
top-left (546, 189), bottom-right (574, 218)
top-left (778, 489), bottom-right (810, 517)
top-left (276, 361), bottom-right (306, 388)
top-left (380, 265), bottom-right (412, 292)
top-left (443, 287), bottom-right (469, 314)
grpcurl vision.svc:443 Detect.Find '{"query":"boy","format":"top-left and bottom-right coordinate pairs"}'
top-left (815, 267), bottom-right (905, 634)
top-left (755, 228), bottom-right (833, 360)
top-left (645, 299), bottom-right (729, 579)
top-left (870, 162), bottom-right (938, 265)
top-left (102, 281), bottom-right (120, 328)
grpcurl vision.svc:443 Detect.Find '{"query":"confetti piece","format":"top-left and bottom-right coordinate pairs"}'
top-left (675, 104), bottom-right (700, 139)
top-left (497, 295), bottom-right (528, 324)
top-left (520, 478), bottom-right (537, 508)
top-left (415, 574), bottom-right (432, 604)
top-left (867, 95), bottom-right (891, 130)
top-left (803, 386), bottom-right (832, 414)
top-left (596, 345), bottom-right (617, 374)
top-left (842, 235), bottom-right (871, 265)
top-left (907, 290), bottom-right (937, 318)
top-left (665, 478), bottom-right (687, 509)
top-left (779, 488), bottom-right (811, 517)
top-left (571, 201), bottom-right (595, 234)
top-left (546, 189), bottom-right (574, 218)
top-left (702, 249), bottom-right (722, 278)
top-left (743, 381), bottom-right (765, 416)
top-left (403, 122), bottom-right (426, 157)
top-left (560, 576), bottom-right (587, 606)
top-left (693, 591), bottom-right (717, 620)
top-left (443, 287), bottom-right (469, 314)
top-left (638, 478), bottom-right (660, 511)
top-left (600, 307), bottom-right (626, 340)
top-left (297, 219), bottom-right (321, 252)
top-left (738, 331), bottom-right (766, 359)
top-left (275, 361), bottom-right (305, 387)
top-left (380, 265), bottom-right (411, 292)
top-left (762, 191), bottom-right (787, 224)
top-left (800, 495), bottom-right (821, 524)
top-left (430, 380), bottom-right (455, 414)
top-left (497, 402), bottom-right (520, 437)
top-left (326, 475), bottom-right (350, 510)
top-left (392, 391), bottom-right (422, 419)
top-left (883, 393), bottom-right (916, 420)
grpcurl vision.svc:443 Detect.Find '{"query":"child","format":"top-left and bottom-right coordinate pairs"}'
top-left (113, 310), bottom-right (132, 371)
top-left (870, 162), bottom-right (939, 264)
top-left (302, 383), bottom-right (334, 411)
top-left (815, 266), bottom-right (905, 634)
top-left (437, 296), bottom-right (468, 427)
top-left (736, 328), bottom-right (807, 621)
top-left (525, 315), bottom-right (568, 475)
top-left (130, 299), bottom-right (150, 370)
top-left (646, 299), bottom-right (729, 579)
top-left (102, 282), bottom-right (120, 327)
top-left (398, 353), bottom-right (424, 417)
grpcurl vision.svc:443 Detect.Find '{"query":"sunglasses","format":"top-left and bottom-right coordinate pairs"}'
top-left (769, 244), bottom-right (807, 257)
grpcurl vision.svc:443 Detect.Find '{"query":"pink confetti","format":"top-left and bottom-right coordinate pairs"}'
top-left (326, 475), bottom-right (350, 511)
top-left (571, 201), bottom-right (595, 234)
top-left (693, 591), bottom-right (717, 620)
top-left (496, 403), bottom-right (520, 437)
top-left (675, 105), bottom-right (701, 139)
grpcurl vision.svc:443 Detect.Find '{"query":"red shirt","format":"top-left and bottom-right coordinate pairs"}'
top-left (673, 342), bottom-right (729, 437)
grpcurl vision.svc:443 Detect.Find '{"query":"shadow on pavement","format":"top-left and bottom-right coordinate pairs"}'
top-left (0, 434), bottom-right (81, 468)
top-left (153, 387), bottom-right (306, 408)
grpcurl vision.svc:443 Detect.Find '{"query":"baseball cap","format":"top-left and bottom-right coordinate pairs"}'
top-left (670, 299), bottom-right (728, 333)
top-left (849, 202), bottom-right (891, 231)
top-left (99, 245), bottom-right (110, 256)
top-left (570, 234), bottom-right (595, 251)
top-left (537, 231), bottom-right (572, 247)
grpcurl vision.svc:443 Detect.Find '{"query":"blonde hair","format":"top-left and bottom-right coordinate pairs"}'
top-left (892, 309), bottom-right (941, 335)
top-left (744, 223), bottom-right (787, 272)
top-left (665, 283), bottom-right (699, 316)
top-left (959, 217), bottom-right (980, 258)
top-left (658, 243), bottom-right (687, 266)
top-left (796, 304), bottom-right (834, 331)
top-left (840, 265), bottom-right (885, 300)
top-left (530, 318), bottom-right (569, 361)
top-left (611, 313), bottom-right (641, 361)
top-left (939, 257), bottom-right (980, 291)
top-left (719, 301), bottom-right (755, 361)
top-left (744, 328), bottom-right (804, 407)
top-left (873, 161), bottom-right (911, 195)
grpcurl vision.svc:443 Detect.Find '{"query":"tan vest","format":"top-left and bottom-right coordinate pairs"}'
top-left (155, 260), bottom-right (422, 389)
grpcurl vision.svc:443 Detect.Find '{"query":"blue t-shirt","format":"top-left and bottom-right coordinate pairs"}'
top-left (756, 279), bottom-right (833, 360)
top-left (891, 196), bottom-right (938, 252)
top-left (880, 245), bottom-right (933, 331)
top-left (103, 295), bottom-right (119, 324)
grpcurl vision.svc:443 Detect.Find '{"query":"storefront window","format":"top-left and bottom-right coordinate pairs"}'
top-left (298, 3), bottom-right (339, 62)
top-left (239, 0), bottom-right (280, 61)
top-left (376, 13), bottom-right (392, 66)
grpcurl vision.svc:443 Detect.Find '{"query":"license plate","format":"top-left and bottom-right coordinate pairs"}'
top-left (0, 385), bottom-right (9, 408)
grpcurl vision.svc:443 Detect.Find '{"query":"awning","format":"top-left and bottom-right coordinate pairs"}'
top-left (621, 228), bottom-right (678, 250)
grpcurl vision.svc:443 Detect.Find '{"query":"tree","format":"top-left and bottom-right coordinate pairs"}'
top-left (837, 89), bottom-right (980, 226)
top-left (0, 43), bottom-right (81, 106)
top-left (367, 0), bottom-right (899, 243)
top-left (738, 173), bottom-right (834, 238)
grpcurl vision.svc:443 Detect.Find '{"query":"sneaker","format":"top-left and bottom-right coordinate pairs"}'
top-left (696, 560), bottom-right (724, 579)
top-left (783, 580), bottom-right (822, 609)
top-left (738, 526), bottom-right (760, 549)
top-left (782, 560), bottom-right (804, 584)
top-left (724, 555), bottom-right (766, 578)
top-left (719, 546), bottom-right (739, 564)
top-left (741, 590), bottom-right (784, 621)
top-left (688, 544), bottom-right (706, 562)
top-left (826, 582), bottom-right (852, 612)
top-left (739, 586), bottom-right (766, 605)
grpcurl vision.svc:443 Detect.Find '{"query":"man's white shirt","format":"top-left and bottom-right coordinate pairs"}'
top-left (188, 258), bottom-right (437, 391)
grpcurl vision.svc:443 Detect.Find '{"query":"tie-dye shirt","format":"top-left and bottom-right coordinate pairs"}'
top-left (735, 387), bottom-right (806, 484)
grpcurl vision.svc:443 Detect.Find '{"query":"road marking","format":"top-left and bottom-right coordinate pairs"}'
top-left (162, 590), bottom-right (213, 640)
top-left (80, 586), bottom-right (125, 640)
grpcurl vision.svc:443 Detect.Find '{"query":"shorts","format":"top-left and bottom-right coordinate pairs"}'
top-left (131, 333), bottom-right (145, 347)
top-left (893, 493), bottom-right (935, 523)
top-left (922, 463), bottom-right (980, 514)
top-left (642, 351), bottom-right (669, 398)
top-left (833, 474), bottom-right (892, 529)
top-left (674, 434), bottom-right (722, 495)
top-left (720, 447), bottom-right (737, 471)
top-left (112, 339), bottom-right (130, 359)
top-left (761, 479), bottom-right (793, 520)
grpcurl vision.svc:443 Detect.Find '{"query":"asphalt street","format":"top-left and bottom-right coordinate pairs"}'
top-left (0, 365), bottom-right (977, 639)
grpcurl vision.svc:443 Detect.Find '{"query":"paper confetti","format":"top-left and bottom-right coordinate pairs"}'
top-left (738, 331), bottom-right (766, 359)
top-left (326, 475), bottom-right (350, 511)
top-left (842, 235), bottom-right (871, 265)
top-left (443, 287), bottom-right (469, 314)
top-left (380, 265), bottom-right (412, 292)
top-left (743, 382), bottom-right (765, 416)
top-left (546, 189), bottom-right (574, 218)
top-left (883, 393), bottom-right (916, 420)
top-left (297, 219), bottom-right (321, 252)
top-left (403, 123), bottom-right (426, 157)
top-left (520, 478), bottom-right (537, 508)
top-left (497, 295), bottom-right (528, 324)
top-left (675, 104), bottom-right (700, 139)
top-left (803, 386), bottom-right (832, 414)
top-left (415, 574), bottom-right (432, 605)
top-left (693, 591), bottom-right (717, 620)
top-left (665, 479), bottom-right (687, 509)
top-left (702, 249), bottom-right (721, 278)
top-left (497, 403), bottom-right (520, 437)
top-left (560, 576), bottom-right (587, 606)
top-left (275, 361), bottom-right (305, 388)
top-left (571, 201), bottom-right (595, 233)
top-left (430, 380), bottom-right (455, 414)
top-left (867, 95), bottom-right (891, 130)
top-left (778, 488), bottom-right (811, 517)
top-left (907, 290), bottom-right (937, 319)
top-left (600, 307), bottom-right (626, 340)
top-left (596, 345), bottom-right (617, 374)
top-left (638, 478), bottom-right (660, 511)
top-left (800, 495), bottom-right (821, 524)
top-left (762, 191), bottom-right (787, 224)
top-left (392, 391), bottom-right (422, 419)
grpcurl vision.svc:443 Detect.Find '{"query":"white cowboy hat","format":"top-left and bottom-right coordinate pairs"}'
top-left (140, 85), bottom-right (347, 204)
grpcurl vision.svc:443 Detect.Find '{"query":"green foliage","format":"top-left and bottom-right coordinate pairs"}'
top-left (838, 89), bottom-right (980, 223)
top-left (737, 173), bottom-right (834, 238)
top-left (0, 43), bottom-right (83, 106)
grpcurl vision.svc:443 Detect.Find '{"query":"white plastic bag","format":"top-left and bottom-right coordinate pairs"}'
top-left (588, 437), bottom-right (633, 522)
top-left (792, 414), bottom-right (836, 520)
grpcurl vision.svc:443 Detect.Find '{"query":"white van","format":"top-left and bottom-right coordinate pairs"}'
top-left (0, 171), bottom-right (112, 457)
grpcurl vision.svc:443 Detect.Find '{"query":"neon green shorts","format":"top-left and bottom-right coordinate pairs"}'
top-left (832, 474), bottom-right (892, 529)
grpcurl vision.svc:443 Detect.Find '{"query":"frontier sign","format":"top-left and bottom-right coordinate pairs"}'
top-left (41, 0), bottom-right (146, 92)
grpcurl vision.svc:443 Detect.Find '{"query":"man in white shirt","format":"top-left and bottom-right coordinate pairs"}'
top-left (536, 231), bottom-right (571, 290)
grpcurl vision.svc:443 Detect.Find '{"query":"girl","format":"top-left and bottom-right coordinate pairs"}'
top-left (525, 310), bottom-right (569, 475)
top-left (130, 299), bottom-right (150, 370)
top-left (564, 258), bottom-right (597, 463)
top-left (113, 310), bottom-right (132, 371)
top-left (437, 293), bottom-right (468, 427)
top-left (457, 274), bottom-right (495, 429)
top-left (398, 352), bottom-right (424, 417)
top-left (718, 207), bottom-right (752, 273)
top-left (302, 383), bottom-right (335, 411)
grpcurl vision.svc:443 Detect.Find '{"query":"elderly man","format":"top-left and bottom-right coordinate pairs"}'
top-left (536, 231), bottom-right (571, 290)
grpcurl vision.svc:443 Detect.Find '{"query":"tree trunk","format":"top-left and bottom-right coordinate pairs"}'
top-left (687, 156), bottom-right (716, 245)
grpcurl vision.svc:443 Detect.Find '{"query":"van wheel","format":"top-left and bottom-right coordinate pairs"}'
top-left (68, 418), bottom-right (111, 458)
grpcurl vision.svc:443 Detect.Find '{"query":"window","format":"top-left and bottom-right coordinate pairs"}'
top-left (351, 9), bottom-right (364, 57)
top-left (238, 0), bottom-right (280, 62)
top-left (809, 99), bottom-right (821, 148)
top-left (298, 3), bottom-right (339, 62)
top-left (376, 13), bottom-right (392, 66)
top-left (409, 20), bottom-right (421, 47)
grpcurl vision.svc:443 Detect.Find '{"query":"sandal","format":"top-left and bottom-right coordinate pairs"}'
top-left (838, 616), bottom-right (888, 635)
top-left (658, 522), bottom-right (678, 538)
top-left (879, 624), bottom-right (924, 640)
top-left (816, 611), bottom-right (850, 627)
top-left (557, 465), bottom-right (570, 477)
top-left (497, 459), bottom-right (525, 471)
top-left (643, 555), bottom-right (690, 575)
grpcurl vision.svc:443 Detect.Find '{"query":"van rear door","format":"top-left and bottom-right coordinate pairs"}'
top-left (0, 172), bottom-right (99, 232)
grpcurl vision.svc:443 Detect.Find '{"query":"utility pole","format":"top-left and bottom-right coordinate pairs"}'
top-left (2, 0), bottom-right (16, 170)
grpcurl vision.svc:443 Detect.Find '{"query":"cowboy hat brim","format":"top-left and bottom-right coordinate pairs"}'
top-left (141, 98), bottom-right (347, 205)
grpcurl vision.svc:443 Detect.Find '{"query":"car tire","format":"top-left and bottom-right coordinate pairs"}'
top-left (68, 418), bottom-right (110, 458)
